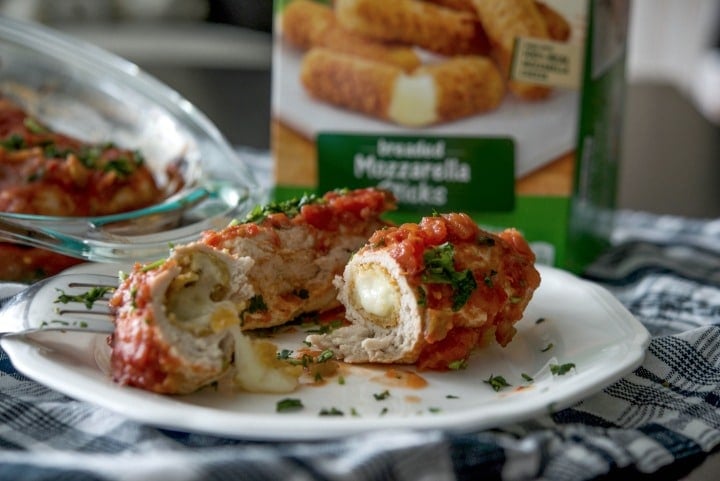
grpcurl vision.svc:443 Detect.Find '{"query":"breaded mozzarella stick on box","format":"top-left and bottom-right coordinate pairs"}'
top-left (424, 0), bottom-right (571, 42)
top-left (282, 0), bottom-right (421, 72)
top-left (472, 0), bottom-right (553, 100)
top-left (334, 0), bottom-right (490, 56)
top-left (301, 48), bottom-right (504, 126)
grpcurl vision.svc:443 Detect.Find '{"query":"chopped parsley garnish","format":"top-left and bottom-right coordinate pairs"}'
top-left (245, 295), bottom-right (268, 314)
top-left (303, 319), bottom-right (343, 334)
top-left (379, 407), bottom-right (389, 416)
top-left (422, 242), bottom-right (477, 311)
top-left (243, 193), bottom-right (323, 223)
top-left (535, 317), bottom-right (546, 324)
top-left (428, 407), bottom-right (442, 413)
top-left (141, 258), bottom-right (166, 272)
top-left (76, 144), bottom-right (111, 169)
top-left (448, 359), bottom-right (468, 370)
top-left (484, 374), bottom-right (511, 392)
top-left (541, 343), bottom-right (554, 352)
top-left (416, 286), bottom-right (427, 307)
top-left (550, 363), bottom-right (576, 376)
top-left (54, 286), bottom-right (113, 309)
top-left (276, 398), bottom-right (303, 412)
top-left (316, 349), bottom-right (334, 363)
top-left (104, 158), bottom-right (134, 176)
top-left (43, 143), bottom-right (71, 159)
top-left (521, 373), bottom-right (534, 382)
top-left (319, 407), bottom-right (344, 416)
top-left (0, 134), bottom-right (25, 150)
top-left (446, 394), bottom-right (459, 399)
top-left (286, 353), bottom-right (314, 367)
top-left (23, 117), bottom-right (49, 134)
top-left (373, 390), bottom-right (390, 401)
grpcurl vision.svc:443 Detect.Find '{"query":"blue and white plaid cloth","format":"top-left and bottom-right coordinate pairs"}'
top-left (1, 210), bottom-right (719, 481)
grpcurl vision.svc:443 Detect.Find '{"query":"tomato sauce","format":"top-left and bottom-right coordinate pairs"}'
top-left (363, 213), bottom-right (540, 370)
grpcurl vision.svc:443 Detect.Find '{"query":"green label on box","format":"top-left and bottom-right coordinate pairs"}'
top-left (317, 134), bottom-right (515, 212)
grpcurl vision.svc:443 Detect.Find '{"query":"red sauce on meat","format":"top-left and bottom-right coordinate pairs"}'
top-left (202, 188), bottom-right (395, 248)
top-left (366, 213), bottom-right (540, 370)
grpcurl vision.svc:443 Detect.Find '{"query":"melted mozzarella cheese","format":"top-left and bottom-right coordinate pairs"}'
top-left (231, 326), bottom-right (299, 393)
top-left (353, 265), bottom-right (399, 322)
top-left (388, 74), bottom-right (437, 127)
top-left (167, 251), bottom-right (231, 335)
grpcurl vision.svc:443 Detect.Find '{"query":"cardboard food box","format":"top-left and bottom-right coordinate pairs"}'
top-left (270, 0), bottom-right (630, 273)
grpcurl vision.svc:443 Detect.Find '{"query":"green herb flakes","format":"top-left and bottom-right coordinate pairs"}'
top-left (550, 363), bottom-right (576, 376)
top-left (373, 390), bottom-right (391, 401)
top-left (484, 374), bottom-right (511, 392)
top-left (276, 398), bottom-right (303, 412)
top-left (54, 286), bottom-right (113, 309)
top-left (303, 319), bottom-right (343, 334)
top-left (447, 359), bottom-right (468, 370)
top-left (316, 349), bottom-right (334, 363)
top-left (422, 242), bottom-right (477, 311)
top-left (243, 193), bottom-right (323, 224)
top-left (319, 407), bottom-right (344, 416)
top-left (141, 259), bottom-right (166, 272)
top-left (245, 295), bottom-right (268, 314)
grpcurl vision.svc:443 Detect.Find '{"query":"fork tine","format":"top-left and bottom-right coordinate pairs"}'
top-left (0, 273), bottom-right (118, 336)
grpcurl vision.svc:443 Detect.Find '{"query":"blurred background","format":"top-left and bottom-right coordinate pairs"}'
top-left (0, 0), bottom-right (719, 218)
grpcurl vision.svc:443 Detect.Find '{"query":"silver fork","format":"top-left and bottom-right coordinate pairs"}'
top-left (0, 273), bottom-right (117, 339)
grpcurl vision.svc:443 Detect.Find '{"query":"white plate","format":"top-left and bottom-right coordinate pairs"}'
top-left (1, 263), bottom-right (649, 441)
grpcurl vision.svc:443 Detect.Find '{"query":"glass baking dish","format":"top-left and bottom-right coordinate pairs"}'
top-left (0, 17), bottom-right (262, 279)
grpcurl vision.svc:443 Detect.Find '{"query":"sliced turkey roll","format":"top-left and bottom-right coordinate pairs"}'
top-left (109, 243), bottom-right (268, 394)
top-left (109, 188), bottom-right (396, 394)
top-left (200, 187), bottom-right (396, 330)
top-left (307, 213), bottom-right (541, 370)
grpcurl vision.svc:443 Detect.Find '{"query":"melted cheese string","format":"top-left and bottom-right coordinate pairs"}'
top-left (230, 326), bottom-right (300, 393)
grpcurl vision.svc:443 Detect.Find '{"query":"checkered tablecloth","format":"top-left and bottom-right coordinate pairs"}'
top-left (1, 210), bottom-right (719, 481)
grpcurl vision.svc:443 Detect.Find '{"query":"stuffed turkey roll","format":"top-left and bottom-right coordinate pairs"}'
top-left (199, 187), bottom-right (395, 330)
top-left (110, 243), bottom-right (313, 395)
top-left (307, 213), bottom-right (541, 370)
top-left (109, 188), bottom-right (395, 394)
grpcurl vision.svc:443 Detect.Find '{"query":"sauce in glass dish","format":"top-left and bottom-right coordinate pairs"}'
top-left (0, 98), bottom-right (182, 281)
